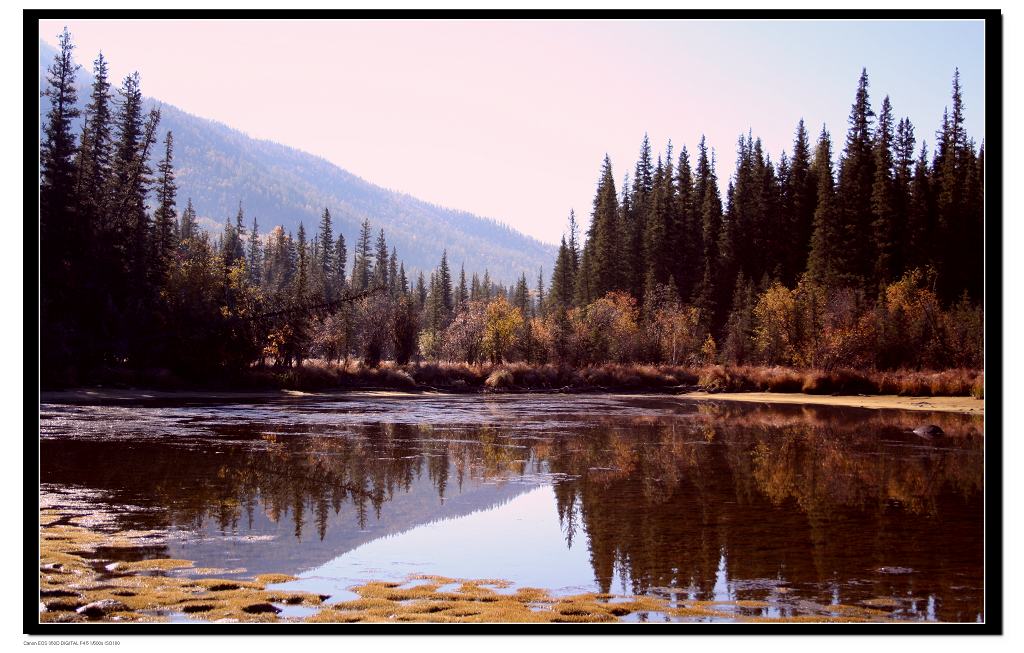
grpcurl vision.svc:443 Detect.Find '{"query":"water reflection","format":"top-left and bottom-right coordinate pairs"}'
top-left (39, 395), bottom-right (983, 621)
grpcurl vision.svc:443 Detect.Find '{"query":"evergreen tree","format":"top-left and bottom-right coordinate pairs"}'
top-left (372, 228), bottom-right (388, 289)
top-left (694, 151), bottom-right (723, 329)
top-left (834, 68), bottom-right (876, 289)
top-left (567, 209), bottom-right (580, 276)
top-left (535, 267), bottom-right (545, 319)
top-left (470, 272), bottom-right (481, 302)
top-left (625, 135), bottom-right (654, 294)
top-left (482, 269), bottom-right (492, 301)
top-left (514, 272), bottom-right (530, 316)
top-left (438, 250), bottom-right (453, 316)
top-left (152, 131), bottom-right (178, 279)
top-left (39, 27), bottom-right (81, 377)
top-left (583, 155), bottom-right (621, 299)
top-left (317, 208), bottom-right (335, 297)
top-left (75, 51), bottom-right (113, 231)
top-left (334, 233), bottom-right (347, 292)
top-left (644, 143), bottom-right (676, 294)
top-left (247, 215), bottom-right (262, 287)
top-left (40, 27), bottom-right (81, 245)
top-left (456, 264), bottom-right (468, 312)
top-left (807, 126), bottom-right (841, 286)
top-left (352, 219), bottom-right (372, 291)
top-left (388, 247), bottom-right (400, 298)
top-left (551, 236), bottom-right (574, 310)
top-left (784, 119), bottom-right (818, 286)
top-left (415, 271), bottom-right (427, 310)
top-left (673, 145), bottom-right (698, 299)
top-left (180, 198), bottom-right (197, 242)
top-left (934, 69), bottom-right (973, 300)
top-left (870, 95), bottom-right (899, 286)
top-left (398, 262), bottom-right (409, 295)
top-left (295, 222), bottom-right (309, 301)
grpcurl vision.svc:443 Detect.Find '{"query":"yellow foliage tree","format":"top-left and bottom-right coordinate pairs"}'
top-left (482, 297), bottom-right (524, 364)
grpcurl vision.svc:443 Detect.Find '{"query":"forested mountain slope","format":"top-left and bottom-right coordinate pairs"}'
top-left (38, 40), bottom-right (555, 281)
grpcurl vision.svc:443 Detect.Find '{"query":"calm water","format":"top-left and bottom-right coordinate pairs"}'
top-left (39, 394), bottom-right (985, 622)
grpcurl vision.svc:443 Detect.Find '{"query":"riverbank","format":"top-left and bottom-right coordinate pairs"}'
top-left (678, 392), bottom-right (983, 414)
top-left (39, 387), bottom-right (983, 415)
top-left (41, 362), bottom-right (983, 404)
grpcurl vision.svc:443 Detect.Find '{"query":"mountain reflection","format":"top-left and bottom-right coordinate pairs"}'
top-left (40, 398), bottom-right (983, 621)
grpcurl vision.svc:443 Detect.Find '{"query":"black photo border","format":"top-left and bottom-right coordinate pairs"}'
top-left (24, 6), bottom-right (1004, 637)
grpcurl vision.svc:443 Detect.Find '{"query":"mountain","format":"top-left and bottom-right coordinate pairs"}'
top-left (38, 41), bottom-right (555, 282)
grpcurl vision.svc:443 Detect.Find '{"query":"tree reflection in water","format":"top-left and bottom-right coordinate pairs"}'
top-left (40, 398), bottom-right (983, 621)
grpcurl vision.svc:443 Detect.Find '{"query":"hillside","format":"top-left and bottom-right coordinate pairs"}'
top-left (38, 41), bottom-right (555, 282)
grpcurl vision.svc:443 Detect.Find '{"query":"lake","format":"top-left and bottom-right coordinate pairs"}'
top-left (38, 393), bottom-right (985, 623)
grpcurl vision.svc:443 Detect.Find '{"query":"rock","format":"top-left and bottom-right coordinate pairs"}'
top-left (242, 603), bottom-right (282, 615)
top-left (76, 599), bottom-right (127, 619)
top-left (913, 425), bottom-right (944, 438)
top-left (876, 566), bottom-right (913, 575)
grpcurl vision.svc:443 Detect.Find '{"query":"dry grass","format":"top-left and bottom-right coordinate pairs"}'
top-left (78, 357), bottom-right (982, 398)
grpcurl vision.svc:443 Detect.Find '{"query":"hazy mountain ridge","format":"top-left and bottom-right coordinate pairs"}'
top-left (39, 41), bottom-right (555, 282)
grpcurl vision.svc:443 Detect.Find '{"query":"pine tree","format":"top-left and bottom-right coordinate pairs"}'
top-left (673, 144), bottom-right (698, 299)
top-left (39, 27), bottom-right (82, 377)
top-left (470, 272), bottom-right (481, 302)
top-left (625, 135), bottom-right (654, 295)
top-left (834, 68), bottom-right (876, 289)
top-left (351, 219), bottom-right (372, 291)
top-left (247, 215), bottom-right (262, 287)
top-left (535, 268), bottom-right (545, 319)
top-left (551, 236), bottom-right (574, 310)
top-left (694, 150), bottom-right (723, 329)
top-left (152, 131), bottom-right (178, 279)
top-left (438, 250), bottom-right (453, 316)
top-left (514, 272), bottom-right (529, 316)
top-left (456, 264), bottom-right (468, 312)
top-left (567, 209), bottom-right (580, 276)
top-left (316, 208), bottom-right (335, 298)
top-left (372, 228), bottom-right (388, 289)
top-left (807, 126), bottom-right (841, 286)
top-left (295, 222), bottom-right (309, 301)
top-left (398, 262), bottom-right (408, 295)
top-left (40, 27), bottom-right (81, 245)
top-left (643, 143), bottom-right (676, 294)
top-left (871, 96), bottom-right (899, 286)
top-left (415, 271), bottom-right (427, 310)
top-left (585, 155), bottom-right (621, 298)
top-left (785, 119), bottom-right (817, 287)
top-left (934, 68), bottom-right (973, 300)
top-left (180, 198), bottom-right (197, 242)
top-left (388, 247), bottom-right (399, 298)
top-left (75, 51), bottom-right (113, 231)
top-left (334, 233), bottom-right (347, 292)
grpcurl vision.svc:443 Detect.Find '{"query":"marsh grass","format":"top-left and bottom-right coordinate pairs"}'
top-left (253, 361), bottom-right (982, 398)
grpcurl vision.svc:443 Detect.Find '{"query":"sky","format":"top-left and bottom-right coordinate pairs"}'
top-left (38, 18), bottom-right (986, 245)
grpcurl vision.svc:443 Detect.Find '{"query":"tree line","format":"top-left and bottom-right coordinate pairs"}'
top-left (545, 67), bottom-right (983, 371)
top-left (40, 29), bottom-right (983, 386)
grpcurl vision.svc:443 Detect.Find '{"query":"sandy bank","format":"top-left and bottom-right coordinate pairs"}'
top-left (677, 392), bottom-right (983, 415)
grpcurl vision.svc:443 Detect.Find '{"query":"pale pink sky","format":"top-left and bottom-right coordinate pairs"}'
top-left (39, 19), bottom-right (985, 245)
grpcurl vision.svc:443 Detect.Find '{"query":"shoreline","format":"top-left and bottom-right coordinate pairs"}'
top-left (38, 387), bottom-right (983, 415)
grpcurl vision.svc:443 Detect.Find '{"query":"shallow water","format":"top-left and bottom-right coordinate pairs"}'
top-left (39, 393), bottom-right (985, 622)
